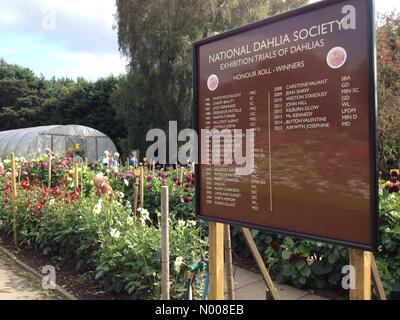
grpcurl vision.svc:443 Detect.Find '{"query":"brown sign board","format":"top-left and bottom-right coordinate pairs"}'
top-left (193, 0), bottom-right (378, 251)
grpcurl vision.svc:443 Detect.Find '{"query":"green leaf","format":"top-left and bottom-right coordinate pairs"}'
top-left (300, 267), bottom-right (311, 278)
top-left (328, 253), bottom-right (337, 264)
top-left (282, 264), bottom-right (295, 277)
top-left (296, 260), bottom-right (306, 270)
top-left (311, 263), bottom-right (333, 276)
top-left (281, 250), bottom-right (292, 260)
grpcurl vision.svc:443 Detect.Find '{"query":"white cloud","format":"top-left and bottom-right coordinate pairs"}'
top-left (57, 52), bottom-right (127, 79)
top-left (0, 0), bottom-right (126, 80)
top-left (35, 0), bottom-right (117, 29)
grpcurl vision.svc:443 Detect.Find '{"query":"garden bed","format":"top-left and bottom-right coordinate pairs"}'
top-left (0, 156), bottom-right (399, 300)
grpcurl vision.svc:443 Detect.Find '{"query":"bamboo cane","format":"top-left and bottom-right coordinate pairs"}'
top-left (161, 186), bottom-right (170, 300)
top-left (225, 225), bottom-right (235, 300)
top-left (74, 163), bottom-right (79, 192)
top-left (140, 166), bottom-right (144, 208)
top-left (133, 185), bottom-right (139, 219)
top-left (180, 167), bottom-right (184, 184)
top-left (48, 156), bottom-right (52, 188)
top-left (11, 153), bottom-right (18, 247)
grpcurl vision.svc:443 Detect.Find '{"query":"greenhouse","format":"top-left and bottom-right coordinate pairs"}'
top-left (0, 125), bottom-right (117, 163)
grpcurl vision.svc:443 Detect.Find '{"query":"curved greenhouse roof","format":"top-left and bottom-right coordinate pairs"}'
top-left (0, 125), bottom-right (117, 162)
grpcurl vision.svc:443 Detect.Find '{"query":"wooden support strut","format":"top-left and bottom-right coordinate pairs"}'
top-left (224, 225), bottom-right (235, 300)
top-left (349, 249), bottom-right (372, 300)
top-left (208, 222), bottom-right (225, 300)
top-left (349, 249), bottom-right (387, 300)
top-left (371, 254), bottom-right (387, 300)
top-left (240, 227), bottom-right (279, 300)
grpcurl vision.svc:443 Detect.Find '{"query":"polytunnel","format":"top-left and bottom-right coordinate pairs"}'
top-left (0, 125), bottom-right (117, 163)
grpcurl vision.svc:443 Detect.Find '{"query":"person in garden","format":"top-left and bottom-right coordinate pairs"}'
top-left (73, 150), bottom-right (84, 163)
top-left (110, 152), bottom-right (120, 170)
top-left (99, 150), bottom-right (111, 167)
top-left (129, 150), bottom-right (138, 167)
top-left (386, 170), bottom-right (400, 193)
top-left (93, 173), bottom-right (113, 201)
top-left (45, 148), bottom-right (54, 157)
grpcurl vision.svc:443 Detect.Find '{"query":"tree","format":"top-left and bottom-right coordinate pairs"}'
top-left (0, 59), bottom-right (127, 153)
top-left (113, 0), bottom-right (308, 155)
top-left (377, 12), bottom-right (400, 175)
top-left (0, 60), bottom-right (46, 129)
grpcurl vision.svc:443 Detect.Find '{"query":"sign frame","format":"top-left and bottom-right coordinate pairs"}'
top-left (193, 0), bottom-right (378, 252)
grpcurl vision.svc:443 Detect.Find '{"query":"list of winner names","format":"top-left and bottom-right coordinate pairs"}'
top-left (202, 74), bottom-right (360, 213)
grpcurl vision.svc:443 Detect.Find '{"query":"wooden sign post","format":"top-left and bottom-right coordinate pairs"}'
top-left (349, 249), bottom-right (387, 300)
top-left (161, 186), bottom-right (170, 300)
top-left (10, 153), bottom-right (18, 247)
top-left (208, 222), bottom-right (224, 300)
top-left (349, 249), bottom-right (372, 300)
top-left (224, 225), bottom-right (235, 300)
top-left (371, 255), bottom-right (387, 300)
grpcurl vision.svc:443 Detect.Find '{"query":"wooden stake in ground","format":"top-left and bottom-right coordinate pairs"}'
top-left (18, 162), bottom-right (22, 184)
top-left (349, 249), bottom-right (372, 300)
top-left (48, 156), bottom-right (52, 188)
top-left (74, 163), bottom-right (79, 192)
top-left (161, 186), bottom-right (170, 300)
top-left (133, 185), bottom-right (138, 218)
top-left (240, 227), bottom-right (279, 300)
top-left (208, 222), bottom-right (224, 300)
top-left (140, 166), bottom-right (144, 208)
top-left (10, 153), bottom-right (18, 247)
top-left (224, 225), bottom-right (235, 300)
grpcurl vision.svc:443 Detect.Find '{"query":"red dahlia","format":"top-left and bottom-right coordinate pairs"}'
top-left (289, 253), bottom-right (301, 263)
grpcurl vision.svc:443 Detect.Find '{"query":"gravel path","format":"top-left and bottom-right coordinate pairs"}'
top-left (0, 251), bottom-right (60, 300)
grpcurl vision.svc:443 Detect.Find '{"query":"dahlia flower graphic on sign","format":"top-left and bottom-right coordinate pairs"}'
top-left (207, 74), bottom-right (219, 91)
top-left (326, 47), bottom-right (347, 69)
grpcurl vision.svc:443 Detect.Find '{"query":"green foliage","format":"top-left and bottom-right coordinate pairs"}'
top-left (0, 59), bottom-right (127, 153)
top-left (376, 185), bottom-right (400, 297)
top-left (0, 179), bottom-right (206, 300)
top-left (377, 12), bottom-right (400, 176)
top-left (232, 184), bottom-right (400, 299)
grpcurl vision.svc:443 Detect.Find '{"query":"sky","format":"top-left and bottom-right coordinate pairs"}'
top-left (0, 0), bottom-right (127, 80)
top-left (0, 0), bottom-right (398, 81)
